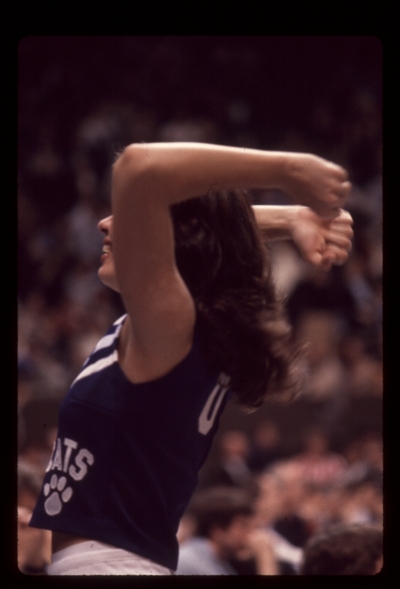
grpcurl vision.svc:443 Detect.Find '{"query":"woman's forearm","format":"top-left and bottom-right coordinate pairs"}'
top-left (254, 205), bottom-right (354, 269)
top-left (112, 142), bottom-right (350, 218)
top-left (113, 142), bottom-right (288, 205)
top-left (252, 205), bottom-right (303, 241)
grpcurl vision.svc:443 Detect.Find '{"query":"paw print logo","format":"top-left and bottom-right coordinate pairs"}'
top-left (44, 474), bottom-right (73, 516)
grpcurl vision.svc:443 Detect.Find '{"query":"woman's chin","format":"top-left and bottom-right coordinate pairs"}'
top-left (98, 266), bottom-right (120, 293)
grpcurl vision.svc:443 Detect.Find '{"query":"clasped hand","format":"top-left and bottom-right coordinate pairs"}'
top-left (282, 153), bottom-right (352, 220)
top-left (291, 207), bottom-right (354, 271)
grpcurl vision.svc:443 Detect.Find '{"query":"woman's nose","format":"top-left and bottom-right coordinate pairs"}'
top-left (98, 215), bottom-right (113, 234)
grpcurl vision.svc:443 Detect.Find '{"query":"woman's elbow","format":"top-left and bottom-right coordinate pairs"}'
top-left (113, 143), bottom-right (150, 174)
top-left (111, 144), bottom-right (156, 198)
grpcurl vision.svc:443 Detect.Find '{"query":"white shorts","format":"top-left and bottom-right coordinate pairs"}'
top-left (46, 540), bottom-right (173, 576)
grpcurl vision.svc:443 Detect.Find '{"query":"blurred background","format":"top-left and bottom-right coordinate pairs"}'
top-left (18, 36), bottom-right (382, 572)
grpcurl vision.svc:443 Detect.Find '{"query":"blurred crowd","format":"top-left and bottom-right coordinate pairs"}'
top-left (18, 37), bottom-right (382, 575)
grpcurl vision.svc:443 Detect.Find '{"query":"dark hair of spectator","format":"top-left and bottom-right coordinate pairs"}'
top-left (300, 522), bottom-right (383, 575)
top-left (186, 486), bottom-right (255, 538)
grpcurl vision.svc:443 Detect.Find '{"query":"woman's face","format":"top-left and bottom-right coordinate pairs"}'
top-left (97, 215), bottom-right (120, 292)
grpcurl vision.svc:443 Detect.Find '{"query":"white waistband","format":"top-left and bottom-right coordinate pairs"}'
top-left (48, 540), bottom-right (172, 575)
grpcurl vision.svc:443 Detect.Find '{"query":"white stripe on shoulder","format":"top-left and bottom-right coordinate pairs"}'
top-left (91, 328), bottom-right (120, 354)
top-left (114, 314), bottom-right (128, 325)
top-left (72, 350), bottom-right (118, 386)
top-left (90, 315), bottom-right (126, 354)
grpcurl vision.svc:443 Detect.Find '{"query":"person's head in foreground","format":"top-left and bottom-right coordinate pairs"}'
top-left (300, 522), bottom-right (383, 575)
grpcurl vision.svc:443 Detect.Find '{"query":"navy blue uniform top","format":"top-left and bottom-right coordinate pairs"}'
top-left (30, 315), bottom-right (231, 570)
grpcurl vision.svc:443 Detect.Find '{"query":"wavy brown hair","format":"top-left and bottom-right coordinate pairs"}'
top-left (171, 189), bottom-right (301, 409)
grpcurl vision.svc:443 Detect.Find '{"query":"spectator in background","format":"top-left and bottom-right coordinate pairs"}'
top-left (176, 486), bottom-right (278, 575)
top-left (61, 259), bottom-right (104, 309)
top-left (18, 461), bottom-right (52, 574)
top-left (293, 311), bottom-right (349, 439)
top-left (300, 522), bottom-right (382, 575)
top-left (18, 421), bottom-right (58, 475)
top-left (338, 481), bottom-right (383, 527)
top-left (253, 471), bottom-right (304, 574)
top-left (199, 430), bottom-right (253, 489)
top-left (269, 472), bottom-right (312, 550)
top-left (283, 427), bottom-right (348, 490)
top-left (340, 432), bottom-right (383, 490)
top-left (297, 486), bottom-right (338, 535)
top-left (342, 248), bottom-right (382, 357)
top-left (247, 420), bottom-right (286, 474)
top-left (18, 189), bottom-right (41, 303)
top-left (339, 332), bottom-right (383, 398)
top-left (73, 102), bottom-right (131, 200)
top-left (64, 195), bottom-right (107, 268)
top-left (18, 461), bottom-right (46, 512)
top-left (286, 265), bottom-right (358, 333)
top-left (176, 512), bottom-right (197, 547)
top-left (294, 472), bottom-right (383, 538)
top-left (21, 217), bottom-right (75, 308)
top-left (21, 121), bottom-right (77, 225)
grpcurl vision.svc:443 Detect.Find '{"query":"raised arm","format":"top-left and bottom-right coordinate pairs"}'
top-left (113, 142), bottom-right (351, 216)
top-left (110, 143), bottom-right (351, 381)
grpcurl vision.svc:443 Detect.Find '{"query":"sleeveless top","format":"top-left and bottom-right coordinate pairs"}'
top-left (30, 314), bottom-right (231, 570)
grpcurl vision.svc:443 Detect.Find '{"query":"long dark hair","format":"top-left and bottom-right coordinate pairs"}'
top-left (171, 189), bottom-right (301, 409)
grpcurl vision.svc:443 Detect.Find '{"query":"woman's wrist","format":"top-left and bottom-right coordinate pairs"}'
top-left (253, 205), bottom-right (304, 241)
